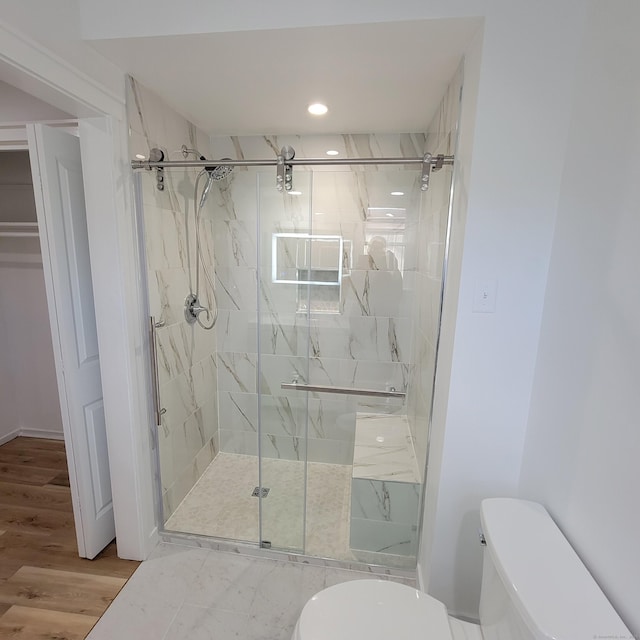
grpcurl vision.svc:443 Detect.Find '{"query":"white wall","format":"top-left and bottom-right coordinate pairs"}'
top-left (519, 2), bottom-right (640, 635)
top-left (0, 80), bottom-right (70, 123)
top-left (0, 152), bottom-right (63, 441)
top-left (419, 1), bottom-right (588, 619)
top-left (0, 240), bottom-right (64, 441)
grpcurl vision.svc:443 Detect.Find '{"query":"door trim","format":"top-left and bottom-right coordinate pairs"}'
top-left (1, 20), bottom-right (157, 560)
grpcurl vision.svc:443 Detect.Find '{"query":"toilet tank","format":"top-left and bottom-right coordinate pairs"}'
top-left (479, 498), bottom-right (631, 640)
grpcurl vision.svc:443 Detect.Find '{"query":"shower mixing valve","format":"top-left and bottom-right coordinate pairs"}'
top-left (184, 293), bottom-right (209, 325)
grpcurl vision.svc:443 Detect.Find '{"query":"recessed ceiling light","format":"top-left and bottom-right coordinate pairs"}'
top-left (135, 153), bottom-right (146, 160)
top-left (386, 213), bottom-right (395, 217)
top-left (308, 103), bottom-right (328, 116)
top-left (391, 191), bottom-right (404, 196)
top-left (326, 149), bottom-right (339, 156)
top-left (288, 190), bottom-right (302, 196)
top-left (376, 436), bottom-right (385, 443)
top-left (314, 212), bottom-right (325, 216)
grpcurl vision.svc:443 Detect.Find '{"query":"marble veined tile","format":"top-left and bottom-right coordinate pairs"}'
top-left (162, 605), bottom-right (251, 640)
top-left (352, 413), bottom-right (421, 483)
top-left (213, 218), bottom-right (257, 269)
top-left (164, 453), bottom-right (352, 561)
top-left (351, 478), bottom-right (420, 524)
top-left (350, 517), bottom-right (418, 556)
top-left (210, 133), bottom-right (427, 166)
top-left (86, 543), bottom-right (208, 640)
top-left (90, 540), bottom-right (416, 640)
top-left (217, 352), bottom-right (257, 393)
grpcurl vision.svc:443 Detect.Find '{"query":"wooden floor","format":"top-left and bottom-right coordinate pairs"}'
top-left (0, 437), bottom-right (140, 639)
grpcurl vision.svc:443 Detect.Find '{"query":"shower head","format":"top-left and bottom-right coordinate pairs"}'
top-left (198, 159), bottom-right (233, 209)
top-left (204, 159), bottom-right (233, 181)
top-left (182, 146), bottom-right (234, 181)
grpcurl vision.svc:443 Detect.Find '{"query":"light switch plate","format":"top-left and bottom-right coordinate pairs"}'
top-left (472, 279), bottom-right (497, 313)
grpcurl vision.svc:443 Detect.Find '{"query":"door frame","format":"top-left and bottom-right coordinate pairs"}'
top-left (1, 22), bottom-right (157, 560)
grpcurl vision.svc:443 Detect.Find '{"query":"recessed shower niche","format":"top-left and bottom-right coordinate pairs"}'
top-left (271, 232), bottom-right (345, 314)
top-left (131, 68), bottom-right (461, 570)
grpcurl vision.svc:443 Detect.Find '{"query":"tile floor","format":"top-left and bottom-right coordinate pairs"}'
top-left (87, 542), bottom-right (416, 640)
top-left (164, 453), bottom-right (415, 569)
top-left (165, 454), bottom-right (352, 559)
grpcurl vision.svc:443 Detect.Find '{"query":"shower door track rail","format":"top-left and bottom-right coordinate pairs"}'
top-left (131, 155), bottom-right (453, 170)
top-left (132, 150), bottom-right (452, 192)
top-left (280, 382), bottom-right (406, 398)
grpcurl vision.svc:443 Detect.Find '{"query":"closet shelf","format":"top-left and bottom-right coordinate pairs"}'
top-left (0, 222), bottom-right (39, 237)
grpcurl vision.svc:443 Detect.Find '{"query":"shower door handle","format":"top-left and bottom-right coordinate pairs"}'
top-left (149, 316), bottom-right (167, 426)
top-left (280, 382), bottom-right (406, 398)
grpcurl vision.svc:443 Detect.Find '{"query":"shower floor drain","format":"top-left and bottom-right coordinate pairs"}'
top-left (251, 487), bottom-right (270, 498)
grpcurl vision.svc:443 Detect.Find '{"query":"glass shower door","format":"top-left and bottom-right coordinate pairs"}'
top-left (254, 158), bottom-right (451, 568)
top-left (286, 167), bottom-right (423, 566)
top-left (256, 171), bottom-right (312, 552)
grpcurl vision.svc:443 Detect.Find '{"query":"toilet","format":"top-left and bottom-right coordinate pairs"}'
top-left (293, 498), bottom-right (631, 640)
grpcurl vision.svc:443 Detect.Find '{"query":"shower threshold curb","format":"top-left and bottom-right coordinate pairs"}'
top-left (158, 529), bottom-right (417, 580)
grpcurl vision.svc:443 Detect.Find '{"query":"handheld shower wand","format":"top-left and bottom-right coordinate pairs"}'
top-left (182, 147), bottom-right (234, 330)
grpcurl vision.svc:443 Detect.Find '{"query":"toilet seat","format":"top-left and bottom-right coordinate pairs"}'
top-left (292, 579), bottom-right (453, 640)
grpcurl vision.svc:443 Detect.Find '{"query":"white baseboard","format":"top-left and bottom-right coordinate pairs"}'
top-left (19, 428), bottom-right (65, 441)
top-left (0, 429), bottom-right (20, 446)
top-left (0, 428), bottom-right (65, 444)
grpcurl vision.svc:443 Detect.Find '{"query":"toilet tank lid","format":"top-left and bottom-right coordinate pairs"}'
top-left (480, 499), bottom-right (631, 640)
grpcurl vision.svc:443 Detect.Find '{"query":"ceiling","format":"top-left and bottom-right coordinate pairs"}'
top-left (88, 18), bottom-right (481, 136)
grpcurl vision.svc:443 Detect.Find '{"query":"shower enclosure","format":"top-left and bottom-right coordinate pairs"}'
top-left (135, 136), bottom-right (455, 570)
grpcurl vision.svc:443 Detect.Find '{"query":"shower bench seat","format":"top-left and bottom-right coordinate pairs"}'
top-left (349, 413), bottom-right (421, 558)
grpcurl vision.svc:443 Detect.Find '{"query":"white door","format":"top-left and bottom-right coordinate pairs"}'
top-left (27, 124), bottom-right (115, 559)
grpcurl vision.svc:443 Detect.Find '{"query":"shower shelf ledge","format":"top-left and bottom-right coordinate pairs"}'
top-left (352, 413), bottom-right (421, 484)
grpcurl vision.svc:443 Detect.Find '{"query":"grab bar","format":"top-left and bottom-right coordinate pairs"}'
top-left (149, 316), bottom-right (167, 426)
top-left (280, 382), bottom-right (406, 398)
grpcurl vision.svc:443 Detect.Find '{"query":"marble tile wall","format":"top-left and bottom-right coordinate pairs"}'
top-left (127, 77), bottom-right (219, 520)
top-left (350, 413), bottom-right (421, 557)
top-left (208, 134), bottom-right (426, 464)
top-left (350, 478), bottom-right (420, 557)
top-left (407, 64), bottom-right (464, 474)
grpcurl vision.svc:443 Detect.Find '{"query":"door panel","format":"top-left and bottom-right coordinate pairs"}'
top-left (57, 158), bottom-right (100, 365)
top-left (84, 399), bottom-right (113, 518)
top-left (28, 124), bottom-right (115, 559)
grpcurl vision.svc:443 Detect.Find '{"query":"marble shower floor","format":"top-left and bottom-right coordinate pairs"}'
top-left (165, 452), bottom-right (356, 561)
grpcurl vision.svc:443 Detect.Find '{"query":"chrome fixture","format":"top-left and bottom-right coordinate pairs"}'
top-left (180, 147), bottom-right (234, 331)
top-left (276, 145), bottom-right (296, 192)
top-left (179, 145), bottom-right (234, 208)
top-left (184, 293), bottom-right (212, 325)
top-left (198, 160), bottom-right (233, 209)
top-left (149, 316), bottom-right (167, 425)
top-left (280, 381), bottom-right (406, 398)
top-left (132, 152), bottom-right (454, 193)
top-left (148, 148), bottom-right (165, 191)
top-left (421, 153), bottom-right (432, 191)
